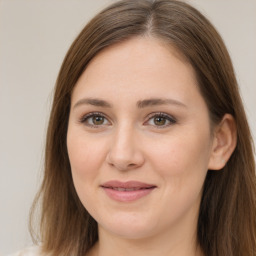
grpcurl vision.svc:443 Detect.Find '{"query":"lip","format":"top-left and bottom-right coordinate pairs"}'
top-left (101, 180), bottom-right (157, 202)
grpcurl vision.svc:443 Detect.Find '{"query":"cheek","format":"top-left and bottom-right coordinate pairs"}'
top-left (152, 139), bottom-right (210, 173)
top-left (67, 130), bottom-right (104, 175)
top-left (66, 130), bottom-right (108, 200)
top-left (66, 131), bottom-right (107, 213)
top-left (148, 127), bottom-right (212, 190)
top-left (147, 132), bottom-right (211, 220)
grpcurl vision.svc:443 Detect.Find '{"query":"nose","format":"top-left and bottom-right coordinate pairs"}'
top-left (106, 126), bottom-right (145, 171)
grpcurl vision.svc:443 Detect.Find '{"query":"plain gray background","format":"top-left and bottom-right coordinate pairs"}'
top-left (0, 0), bottom-right (255, 255)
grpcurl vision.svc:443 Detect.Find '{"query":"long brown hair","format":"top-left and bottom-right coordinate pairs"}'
top-left (30, 0), bottom-right (256, 255)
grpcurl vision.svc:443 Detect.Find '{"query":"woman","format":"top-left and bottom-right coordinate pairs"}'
top-left (14, 0), bottom-right (256, 255)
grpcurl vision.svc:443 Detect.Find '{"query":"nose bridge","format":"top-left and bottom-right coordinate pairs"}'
top-left (107, 122), bottom-right (144, 170)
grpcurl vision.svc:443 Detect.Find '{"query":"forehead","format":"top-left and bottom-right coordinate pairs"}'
top-left (71, 36), bottom-right (200, 106)
top-left (83, 36), bottom-right (192, 78)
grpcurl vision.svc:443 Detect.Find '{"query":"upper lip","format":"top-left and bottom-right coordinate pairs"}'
top-left (101, 180), bottom-right (156, 189)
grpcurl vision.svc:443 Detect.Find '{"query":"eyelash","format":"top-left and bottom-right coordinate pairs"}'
top-left (79, 112), bottom-right (177, 128)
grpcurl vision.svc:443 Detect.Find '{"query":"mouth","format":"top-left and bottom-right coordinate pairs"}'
top-left (108, 187), bottom-right (153, 191)
top-left (100, 180), bottom-right (157, 202)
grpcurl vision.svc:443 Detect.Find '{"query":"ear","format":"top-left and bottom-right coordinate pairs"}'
top-left (208, 114), bottom-right (237, 170)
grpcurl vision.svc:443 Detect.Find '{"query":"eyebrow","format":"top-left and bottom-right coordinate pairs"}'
top-left (137, 98), bottom-right (187, 108)
top-left (73, 98), bottom-right (112, 109)
top-left (73, 97), bottom-right (187, 109)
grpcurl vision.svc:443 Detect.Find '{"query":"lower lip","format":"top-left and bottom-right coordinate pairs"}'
top-left (102, 187), bottom-right (155, 202)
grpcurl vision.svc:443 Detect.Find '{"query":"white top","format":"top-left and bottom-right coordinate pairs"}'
top-left (7, 246), bottom-right (41, 256)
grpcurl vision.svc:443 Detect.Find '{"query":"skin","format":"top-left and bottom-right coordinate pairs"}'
top-left (67, 36), bottom-right (236, 256)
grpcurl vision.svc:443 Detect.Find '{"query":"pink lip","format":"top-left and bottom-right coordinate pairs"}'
top-left (101, 180), bottom-right (157, 202)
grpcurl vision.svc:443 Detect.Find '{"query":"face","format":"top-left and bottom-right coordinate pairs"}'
top-left (67, 37), bottom-right (214, 240)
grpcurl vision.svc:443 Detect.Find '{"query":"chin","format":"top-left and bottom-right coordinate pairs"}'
top-left (97, 212), bottom-right (159, 239)
top-left (103, 225), bottom-right (155, 240)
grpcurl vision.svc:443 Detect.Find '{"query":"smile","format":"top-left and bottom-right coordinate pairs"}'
top-left (101, 180), bottom-right (157, 202)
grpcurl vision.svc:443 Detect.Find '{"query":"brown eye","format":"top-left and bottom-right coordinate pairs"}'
top-left (80, 112), bottom-right (110, 127)
top-left (92, 116), bottom-right (105, 125)
top-left (146, 113), bottom-right (176, 128)
top-left (154, 116), bottom-right (167, 126)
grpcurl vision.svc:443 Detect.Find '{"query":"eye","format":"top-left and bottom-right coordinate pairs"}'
top-left (146, 112), bottom-right (176, 128)
top-left (80, 112), bottom-right (110, 127)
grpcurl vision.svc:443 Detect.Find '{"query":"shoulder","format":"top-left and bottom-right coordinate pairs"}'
top-left (7, 246), bottom-right (43, 256)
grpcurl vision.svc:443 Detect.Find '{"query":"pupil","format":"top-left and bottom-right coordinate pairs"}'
top-left (154, 117), bottom-right (166, 125)
top-left (93, 116), bottom-right (104, 125)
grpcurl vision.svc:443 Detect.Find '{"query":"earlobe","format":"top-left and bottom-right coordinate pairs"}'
top-left (208, 114), bottom-right (237, 170)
